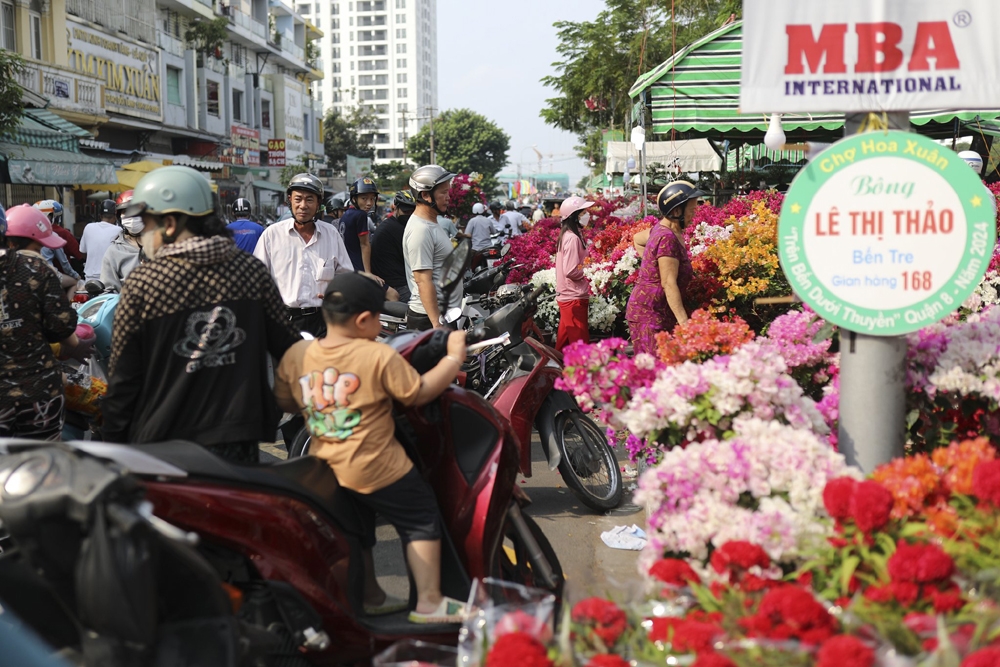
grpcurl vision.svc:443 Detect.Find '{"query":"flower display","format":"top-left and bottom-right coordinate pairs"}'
top-left (571, 597), bottom-right (628, 649)
top-left (447, 173), bottom-right (488, 226)
top-left (655, 310), bottom-right (755, 366)
top-left (815, 635), bottom-right (875, 667)
top-left (649, 558), bottom-right (702, 587)
top-left (485, 632), bottom-right (553, 667)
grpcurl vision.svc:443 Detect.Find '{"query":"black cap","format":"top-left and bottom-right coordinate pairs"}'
top-left (323, 272), bottom-right (385, 315)
top-left (100, 199), bottom-right (117, 216)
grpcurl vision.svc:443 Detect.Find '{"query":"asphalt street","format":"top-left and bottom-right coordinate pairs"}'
top-left (261, 432), bottom-right (647, 603)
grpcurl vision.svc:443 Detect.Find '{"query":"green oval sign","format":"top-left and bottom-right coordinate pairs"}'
top-left (778, 130), bottom-right (995, 335)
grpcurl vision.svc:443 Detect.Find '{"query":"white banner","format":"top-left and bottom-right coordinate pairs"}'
top-left (740, 0), bottom-right (1000, 113)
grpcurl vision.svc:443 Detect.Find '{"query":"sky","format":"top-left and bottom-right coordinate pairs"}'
top-left (437, 0), bottom-right (608, 187)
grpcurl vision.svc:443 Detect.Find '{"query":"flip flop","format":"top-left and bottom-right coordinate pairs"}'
top-left (364, 594), bottom-right (409, 616)
top-left (407, 596), bottom-right (467, 624)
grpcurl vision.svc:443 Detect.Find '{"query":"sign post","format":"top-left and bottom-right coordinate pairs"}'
top-left (778, 130), bottom-right (994, 469)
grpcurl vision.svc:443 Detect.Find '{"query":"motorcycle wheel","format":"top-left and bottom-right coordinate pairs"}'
top-left (287, 426), bottom-right (311, 458)
top-left (490, 511), bottom-right (564, 601)
top-left (554, 412), bottom-right (623, 512)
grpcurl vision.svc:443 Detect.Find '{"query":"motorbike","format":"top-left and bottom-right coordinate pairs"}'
top-left (472, 285), bottom-right (624, 512)
top-left (3, 241), bottom-right (563, 665)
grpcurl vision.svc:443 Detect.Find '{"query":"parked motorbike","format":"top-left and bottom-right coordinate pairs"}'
top-left (6, 241), bottom-right (563, 664)
top-left (0, 440), bottom-right (321, 666)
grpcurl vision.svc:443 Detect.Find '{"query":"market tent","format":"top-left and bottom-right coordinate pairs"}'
top-left (605, 140), bottom-right (721, 174)
top-left (629, 20), bottom-right (1000, 144)
top-left (0, 115), bottom-right (116, 185)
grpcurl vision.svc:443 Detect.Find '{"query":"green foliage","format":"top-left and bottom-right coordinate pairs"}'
top-left (323, 105), bottom-right (377, 174)
top-left (406, 109), bottom-right (510, 192)
top-left (369, 160), bottom-right (411, 193)
top-left (184, 17), bottom-right (229, 58)
top-left (0, 50), bottom-right (25, 138)
top-left (541, 0), bottom-right (741, 173)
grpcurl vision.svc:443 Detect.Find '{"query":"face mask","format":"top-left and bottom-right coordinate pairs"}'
top-left (579, 212), bottom-right (591, 228)
top-left (122, 217), bottom-right (144, 235)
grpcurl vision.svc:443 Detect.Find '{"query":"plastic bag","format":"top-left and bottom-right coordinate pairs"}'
top-left (457, 578), bottom-right (556, 667)
top-left (64, 367), bottom-right (107, 417)
top-left (373, 639), bottom-right (458, 667)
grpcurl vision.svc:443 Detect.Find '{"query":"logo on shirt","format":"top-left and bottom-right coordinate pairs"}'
top-left (0, 288), bottom-right (22, 331)
top-left (173, 306), bottom-right (247, 373)
top-left (297, 367), bottom-right (361, 440)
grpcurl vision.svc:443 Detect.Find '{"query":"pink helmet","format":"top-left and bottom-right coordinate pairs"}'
top-left (6, 204), bottom-right (66, 249)
top-left (559, 196), bottom-right (595, 220)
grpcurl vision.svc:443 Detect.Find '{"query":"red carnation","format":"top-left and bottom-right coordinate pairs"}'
top-left (961, 647), bottom-right (1000, 667)
top-left (649, 558), bottom-right (702, 587)
top-left (888, 541), bottom-right (955, 583)
top-left (929, 586), bottom-right (966, 614)
top-left (692, 653), bottom-right (737, 667)
top-left (670, 619), bottom-right (724, 654)
top-left (972, 460), bottom-right (1000, 505)
top-left (889, 581), bottom-right (920, 607)
top-left (571, 598), bottom-right (627, 647)
top-left (816, 635), bottom-right (875, 667)
top-left (585, 655), bottom-right (630, 667)
top-left (486, 632), bottom-right (553, 667)
top-left (744, 585), bottom-right (836, 645)
top-left (710, 541), bottom-right (771, 577)
top-left (849, 480), bottom-right (893, 532)
top-left (823, 477), bottom-right (857, 520)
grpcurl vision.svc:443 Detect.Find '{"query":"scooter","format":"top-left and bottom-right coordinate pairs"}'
top-left (476, 286), bottom-right (624, 512)
top-left (3, 242), bottom-right (563, 665)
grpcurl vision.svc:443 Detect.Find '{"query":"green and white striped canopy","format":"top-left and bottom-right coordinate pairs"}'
top-left (629, 21), bottom-right (1000, 143)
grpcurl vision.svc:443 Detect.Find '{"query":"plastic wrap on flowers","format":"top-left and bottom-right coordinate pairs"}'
top-left (374, 639), bottom-right (459, 667)
top-left (718, 639), bottom-right (816, 667)
top-left (457, 578), bottom-right (556, 667)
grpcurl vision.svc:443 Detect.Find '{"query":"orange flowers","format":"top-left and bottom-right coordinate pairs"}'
top-left (655, 310), bottom-right (755, 365)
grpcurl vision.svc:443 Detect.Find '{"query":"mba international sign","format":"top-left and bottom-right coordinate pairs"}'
top-left (740, 0), bottom-right (1000, 113)
top-left (66, 19), bottom-right (162, 122)
top-left (778, 131), bottom-right (994, 335)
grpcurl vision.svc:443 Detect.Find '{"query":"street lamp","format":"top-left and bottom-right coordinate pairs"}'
top-left (631, 126), bottom-right (647, 215)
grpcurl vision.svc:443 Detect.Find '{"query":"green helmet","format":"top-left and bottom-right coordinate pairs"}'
top-left (124, 165), bottom-right (215, 217)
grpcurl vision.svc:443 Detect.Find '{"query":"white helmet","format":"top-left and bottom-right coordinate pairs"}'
top-left (472, 202), bottom-right (487, 215)
top-left (958, 150), bottom-right (984, 175)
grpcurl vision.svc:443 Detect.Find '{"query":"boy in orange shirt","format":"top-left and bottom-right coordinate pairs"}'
top-left (274, 272), bottom-right (467, 623)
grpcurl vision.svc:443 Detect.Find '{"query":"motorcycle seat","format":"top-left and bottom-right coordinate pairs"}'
top-left (134, 442), bottom-right (367, 538)
top-left (382, 300), bottom-right (408, 318)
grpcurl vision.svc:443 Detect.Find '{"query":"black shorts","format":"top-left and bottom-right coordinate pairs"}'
top-left (348, 467), bottom-right (441, 548)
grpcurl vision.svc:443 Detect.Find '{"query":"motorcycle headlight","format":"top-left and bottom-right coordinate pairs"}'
top-left (2, 454), bottom-right (53, 500)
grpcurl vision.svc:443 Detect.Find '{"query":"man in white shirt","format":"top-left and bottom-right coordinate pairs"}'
top-left (79, 199), bottom-right (124, 281)
top-left (466, 203), bottom-right (496, 251)
top-left (532, 204), bottom-right (545, 224)
top-left (404, 165), bottom-right (463, 331)
top-left (253, 172), bottom-right (355, 336)
top-left (498, 200), bottom-right (527, 239)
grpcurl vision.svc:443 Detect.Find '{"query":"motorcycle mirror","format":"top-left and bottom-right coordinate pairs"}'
top-left (437, 239), bottom-right (472, 293)
top-left (84, 279), bottom-right (105, 296)
top-left (443, 307), bottom-right (463, 324)
top-left (500, 243), bottom-right (511, 258)
top-left (301, 331), bottom-right (315, 340)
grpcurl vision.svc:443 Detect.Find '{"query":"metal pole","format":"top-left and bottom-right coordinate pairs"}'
top-left (428, 107), bottom-right (435, 165)
top-left (836, 111), bottom-right (910, 472)
top-left (640, 143), bottom-right (647, 217)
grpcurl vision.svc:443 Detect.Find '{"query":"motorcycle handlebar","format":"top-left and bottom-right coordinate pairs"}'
top-left (524, 285), bottom-right (547, 304)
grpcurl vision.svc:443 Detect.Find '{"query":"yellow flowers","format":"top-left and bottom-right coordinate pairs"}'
top-left (701, 202), bottom-right (789, 301)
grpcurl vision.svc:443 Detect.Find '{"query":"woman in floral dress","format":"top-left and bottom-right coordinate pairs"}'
top-left (625, 181), bottom-right (702, 356)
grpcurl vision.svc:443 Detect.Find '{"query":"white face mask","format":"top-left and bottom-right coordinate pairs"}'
top-left (579, 212), bottom-right (591, 228)
top-left (122, 216), bottom-right (144, 235)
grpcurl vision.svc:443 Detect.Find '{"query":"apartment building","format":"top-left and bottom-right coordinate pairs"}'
top-left (307, 0), bottom-right (438, 164)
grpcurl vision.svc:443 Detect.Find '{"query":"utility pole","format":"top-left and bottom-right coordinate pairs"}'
top-left (427, 106), bottom-right (436, 165)
top-left (400, 110), bottom-right (409, 166)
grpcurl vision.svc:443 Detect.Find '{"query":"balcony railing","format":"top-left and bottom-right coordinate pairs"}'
top-left (16, 61), bottom-right (104, 118)
top-left (66, 0), bottom-right (157, 45)
top-left (158, 32), bottom-right (186, 59)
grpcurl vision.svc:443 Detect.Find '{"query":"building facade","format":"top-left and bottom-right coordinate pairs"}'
top-left (5, 0), bottom-right (325, 220)
top-left (307, 0), bottom-right (437, 164)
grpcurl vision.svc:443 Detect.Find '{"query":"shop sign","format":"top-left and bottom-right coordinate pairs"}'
top-left (741, 0), bottom-right (1000, 113)
top-left (221, 125), bottom-right (260, 166)
top-left (267, 139), bottom-right (286, 167)
top-left (66, 19), bottom-right (162, 121)
top-left (779, 130), bottom-right (994, 335)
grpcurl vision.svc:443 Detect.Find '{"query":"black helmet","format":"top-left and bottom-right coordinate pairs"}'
top-left (488, 200), bottom-right (502, 213)
top-left (286, 172), bottom-right (324, 199)
top-left (328, 196), bottom-right (346, 211)
top-left (505, 200), bottom-right (516, 211)
top-left (393, 190), bottom-right (417, 213)
top-left (349, 177), bottom-right (380, 202)
top-left (100, 199), bottom-right (117, 216)
top-left (233, 198), bottom-right (252, 216)
top-left (657, 180), bottom-right (704, 218)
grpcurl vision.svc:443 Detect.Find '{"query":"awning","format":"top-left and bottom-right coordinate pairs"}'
top-left (605, 140), bottom-right (721, 173)
top-left (23, 109), bottom-right (93, 139)
top-left (0, 142), bottom-right (117, 185)
top-left (630, 21), bottom-right (1000, 143)
top-left (252, 179), bottom-right (285, 193)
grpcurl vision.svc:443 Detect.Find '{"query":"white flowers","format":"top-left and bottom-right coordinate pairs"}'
top-left (688, 222), bottom-right (733, 256)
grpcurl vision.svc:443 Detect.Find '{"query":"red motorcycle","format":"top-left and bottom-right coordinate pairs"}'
top-left (0, 244), bottom-right (563, 666)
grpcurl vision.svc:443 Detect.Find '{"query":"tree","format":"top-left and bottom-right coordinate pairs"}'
top-left (406, 109), bottom-right (510, 191)
top-left (323, 104), bottom-right (377, 174)
top-left (540, 0), bottom-right (740, 174)
top-left (0, 50), bottom-right (25, 137)
top-left (369, 160), bottom-right (411, 193)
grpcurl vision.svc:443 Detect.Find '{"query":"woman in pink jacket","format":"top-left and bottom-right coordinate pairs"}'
top-left (554, 196), bottom-right (595, 351)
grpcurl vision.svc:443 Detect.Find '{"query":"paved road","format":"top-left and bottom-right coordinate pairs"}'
top-left (262, 434), bottom-right (647, 601)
